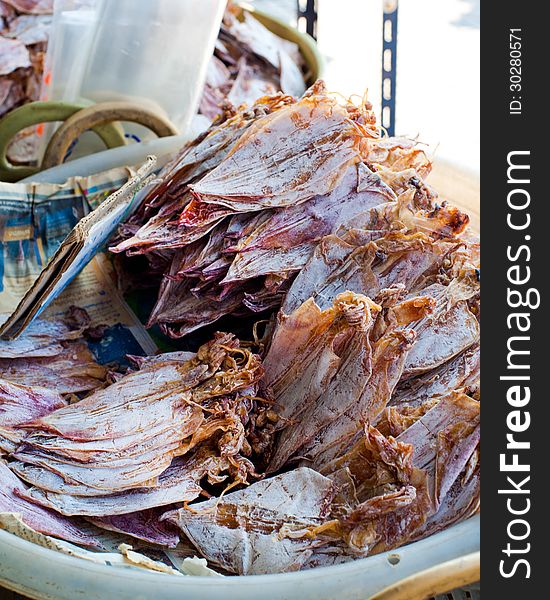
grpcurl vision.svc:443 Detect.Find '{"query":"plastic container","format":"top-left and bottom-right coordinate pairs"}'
top-left (40, 0), bottom-right (225, 155)
top-left (20, 133), bottom-right (196, 184)
top-left (0, 515), bottom-right (479, 600)
top-left (79, 0), bottom-right (225, 131)
top-left (40, 0), bottom-right (99, 106)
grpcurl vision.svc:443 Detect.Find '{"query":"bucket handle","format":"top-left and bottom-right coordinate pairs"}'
top-left (41, 102), bottom-right (179, 171)
top-left (0, 101), bottom-right (127, 183)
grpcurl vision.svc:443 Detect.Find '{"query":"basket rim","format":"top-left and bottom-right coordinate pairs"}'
top-left (0, 515), bottom-right (479, 593)
top-left (371, 551), bottom-right (480, 600)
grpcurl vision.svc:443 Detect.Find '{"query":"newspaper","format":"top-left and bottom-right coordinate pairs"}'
top-left (46, 254), bottom-right (157, 360)
top-left (0, 164), bottom-right (157, 359)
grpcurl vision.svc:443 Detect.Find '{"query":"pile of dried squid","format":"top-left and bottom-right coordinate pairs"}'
top-left (1, 81), bottom-right (479, 576)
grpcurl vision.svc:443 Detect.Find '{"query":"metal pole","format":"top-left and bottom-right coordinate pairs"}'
top-left (297, 0), bottom-right (318, 40)
top-left (381, 0), bottom-right (399, 136)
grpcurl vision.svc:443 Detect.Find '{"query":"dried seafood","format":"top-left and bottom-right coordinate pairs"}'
top-left (0, 459), bottom-right (99, 547)
top-left (0, 0), bottom-right (52, 163)
top-left (163, 467), bottom-right (335, 574)
top-left (0, 1), bottom-right (51, 114)
top-left (0, 342), bottom-right (107, 394)
top-left (11, 334), bottom-right (271, 527)
top-left (110, 82), bottom-right (383, 338)
top-left (0, 314), bottom-right (106, 455)
top-left (199, 2), bottom-right (306, 119)
top-left (2, 79), bottom-right (479, 576)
